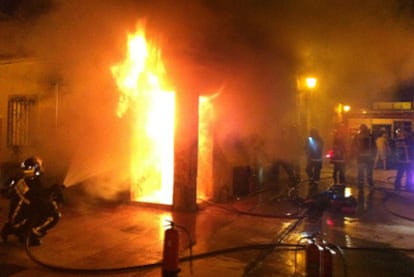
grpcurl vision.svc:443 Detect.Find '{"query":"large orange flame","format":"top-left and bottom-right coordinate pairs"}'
top-left (111, 23), bottom-right (216, 206)
top-left (111, 23), bottom-right (174, 204)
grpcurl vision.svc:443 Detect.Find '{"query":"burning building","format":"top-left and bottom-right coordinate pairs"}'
top-left (110, 23), bottom-right (219, 210)
top-left (9, 0), bottom-right (413, 209)
top-left (0, 2), bottom-right (297, 211)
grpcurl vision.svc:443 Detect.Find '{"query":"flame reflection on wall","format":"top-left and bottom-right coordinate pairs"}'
top-left (197, 95), bottom-right (215, 201)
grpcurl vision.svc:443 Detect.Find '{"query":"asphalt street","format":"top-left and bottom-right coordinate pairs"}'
top-left (1, 163), bottom-right (414, 277)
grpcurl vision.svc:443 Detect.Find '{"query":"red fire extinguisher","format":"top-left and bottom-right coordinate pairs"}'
top-left (321, 244), bottom-right (335, 277)
top-left (305, 240), bottom-right (324, 277)
top-left (162, 222), bottom-right (181, 277)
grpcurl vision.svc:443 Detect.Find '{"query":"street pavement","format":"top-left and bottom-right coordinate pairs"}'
top-left (1, 163), bottom-right (414, 277)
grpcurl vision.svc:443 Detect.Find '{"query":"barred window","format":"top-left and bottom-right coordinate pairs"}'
top-left (7, 96), bottom-right (36, 148)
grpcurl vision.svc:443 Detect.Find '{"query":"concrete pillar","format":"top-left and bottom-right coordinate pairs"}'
top-left (172, 90), bottom-right (198, 211)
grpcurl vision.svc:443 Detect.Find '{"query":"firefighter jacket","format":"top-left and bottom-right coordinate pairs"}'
top-left (7, 176), bottom-right (45, 231)
top-left (351, 132), bottom-right (374, 162)
top-left (330, 137), bottom-right (347, 164)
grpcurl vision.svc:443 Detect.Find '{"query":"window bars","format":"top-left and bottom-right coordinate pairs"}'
top-left (7, 96), bottom-right (36, 148)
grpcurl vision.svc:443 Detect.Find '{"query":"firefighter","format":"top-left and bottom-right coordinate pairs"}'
top-left (1, 156), bottom-right (63, 246)
top-left (394, 129), bottom-right (414, 191)
top-left (351, 124), bottom-right (375, 188)
top-left (304, 128), bottom-right (324, 192)
top-left (330, 126), bottom-right (347, 185)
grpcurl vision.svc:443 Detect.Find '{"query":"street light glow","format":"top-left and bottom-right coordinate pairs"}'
top-left (305, 77), bottom-right (317, 89)
top-left (343, 105), bottom-right (351, 112)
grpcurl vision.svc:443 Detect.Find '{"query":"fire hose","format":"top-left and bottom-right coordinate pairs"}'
top-left (24, 236), bottom-right (305, 275)
top-left (197, 197), bottom-right (304, 219)
top-left (23, 179), bottom-right (414, 276)
top-left (23, 210), bottom-right (307, 275)
top-left (23, 210), bottom-right (414, 276)
top-left (382, 190), bottom-right (414, 222)
top-left (21, 180), bottom-right (315, 275)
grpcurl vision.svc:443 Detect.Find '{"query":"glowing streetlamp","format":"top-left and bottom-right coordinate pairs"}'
top-left (343, 105), bottom-right (351, 112)
top-left (297, 75), bottom-right (318, 91)
top-left (296, 75), bottom-right (318, 134)
top-left (336, 103), bottom-right (351, 123)
top-left (305, 77), bottom-right (318, 89)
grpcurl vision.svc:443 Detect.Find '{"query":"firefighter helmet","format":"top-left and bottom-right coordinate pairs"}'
top-left (21, 156), bottom-right (43, 177)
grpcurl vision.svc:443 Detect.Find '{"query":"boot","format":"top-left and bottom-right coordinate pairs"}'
top-left (14, 230), bottom-right (27, 243)
top-left (1, 223), bottom-right (12, 242)
top-left (28, 232), bottom-right (41, 247)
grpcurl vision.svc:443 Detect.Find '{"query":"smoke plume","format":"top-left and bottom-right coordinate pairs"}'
top-left (13, 0), bottom-right (414, 199)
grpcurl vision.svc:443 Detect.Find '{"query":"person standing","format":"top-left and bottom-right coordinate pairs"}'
top-left (394, 129), bottom-right (414, 191)
top-left (374, 132), bottom-right (390, 170)
top-left (304, 128), bottom-right (324, 189)
top-left (330, 127), bottom-right (347, 185)
top-left (351, 124), bottom-right (375, 188)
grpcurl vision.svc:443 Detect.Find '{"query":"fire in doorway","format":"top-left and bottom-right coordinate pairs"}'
top-left (111, 22), bottom-right (215, 205)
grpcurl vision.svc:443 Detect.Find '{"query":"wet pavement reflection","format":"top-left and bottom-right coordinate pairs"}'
top-left (1, 165), bottom-right (414, 276)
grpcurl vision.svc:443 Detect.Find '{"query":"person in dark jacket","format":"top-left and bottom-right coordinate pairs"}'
top-left (394, 129), bottom-right (414, 191)
top-left (351, 124), bottom-right (375, 187)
